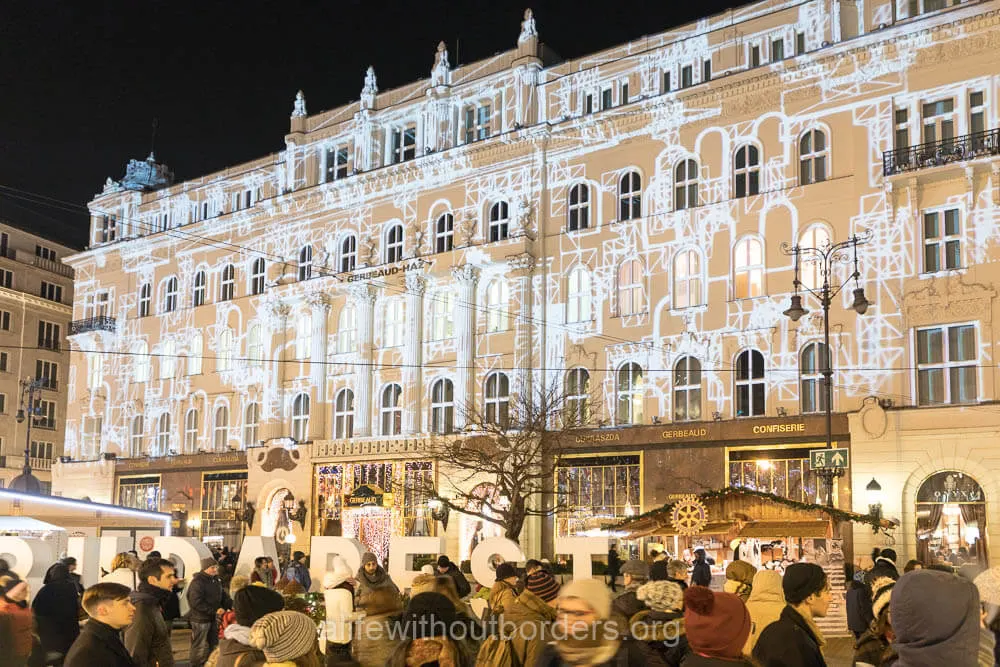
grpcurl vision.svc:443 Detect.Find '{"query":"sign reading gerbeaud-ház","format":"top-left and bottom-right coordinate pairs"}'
top-left (809, 448), bottom-right (850, 470)
top-left (346, 260), bottom-right (427, 283)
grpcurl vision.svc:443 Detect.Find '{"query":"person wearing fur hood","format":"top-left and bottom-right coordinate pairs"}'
top-left (743, 569), bottom-right (784, 654)
top-left (631, 580), bottom-right (689, 667)
top-left (322, 557), bottom-right (358, 662)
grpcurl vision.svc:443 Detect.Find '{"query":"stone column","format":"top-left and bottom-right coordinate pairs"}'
top-left (350, 283), bottom-right (377, 437)
top-left (403, 273), bottom-right (427, 435)
top-left (509, 254), bottom-right (536, 397)
top-left (451, 265), bottom-right (480, 429)
top-left (307, 292), bottom-right (332, 440)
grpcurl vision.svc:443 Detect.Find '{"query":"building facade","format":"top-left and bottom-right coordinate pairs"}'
top-left (54, 0), bottom-right (1000, 563)
top-left (0, 221), bottom-right (75, 490)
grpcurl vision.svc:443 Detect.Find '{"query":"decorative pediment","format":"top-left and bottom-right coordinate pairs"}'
top-left (903, 274), bottom-right (996, 327)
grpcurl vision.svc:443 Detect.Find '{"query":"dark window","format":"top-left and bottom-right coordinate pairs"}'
top-left (734, 145), bottom-right (761, 198)
top-left (681, 66), bottom-right (693, 88)
top-left (703, 59), bottom-right (712, 82)
top-left (796, 32), bottom-right (806, 55)
top-left (750, 45), bottom-right (760, 67)
top-left (568, 184), bottom-right (590, 231)
top-left (735, 349), bottom-right (765, 417)
top-left (621, 81), bottom-right (629, 105)
top-left (662, 72), bottom-right (671, 93)
top-left (772, 38), bottom-right (784, 61)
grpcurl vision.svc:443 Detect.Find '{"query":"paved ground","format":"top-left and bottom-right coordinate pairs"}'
top-left (170, 628), bottom-right (858, 666)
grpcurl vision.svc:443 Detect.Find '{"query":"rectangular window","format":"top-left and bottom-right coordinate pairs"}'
top-left (35, 399), bottom-right (57, 429)
top-left (390, 125), bottom-right (417, 164)
top-left (922, 98), bottom-right (955, 146)
top-left (917, 324), bottom-right (977, 405)
top-left (772, 38), bottom-right (784, 61)
top-left (35, 245), bottom-right (57, 261)
top-left (662, 72), bottom-right (671, 93)
top-left (681, 65), bottom-right (693, 88)
top-left (796, 32), bottom-right (806, 55)
top-left (325, 146), bottom-right (350, 181)
top-left (100, 215), bottom-right (117, 243)
top-left (601, 87), bottom-right (613, 110)
top-left (0, 394), bottom-right (5, 413)
top-left (0, 270), bottom-right (12, 289)
top-left (620, 81), bottom-right (629, 105)
top-left (29, 441), bottom-right (53, 460)
top-left (970, 91), bottom-right (985, 135)
top-left (464, 104), bottom-right (491, 143)
top-left (584, 94), bottom-right (594, 114)
top-left (0, 310), bottom-right (9, 331)
top-left (750, 45), bottom-right (760, 67)
top-left (923, 208), bottom-right (961, 272)
top-left (729, 448), bottom-right (821, 504)
top-left (201, 201), bottom-right (210, 220)
top-left (703, 59), bottom-right (712, 82)
top-left (38, 321), bottom-right (60, 350)
top-left (895, 108), bottom-right (910, 148)
top-left (0, 352), bottom-right (7, 372)
top-left (40, 281), bottom-right (62, 303)
top-left (555, 455), bottom-right (641, 538)
top-left (36, 360), bottom-right (57, 389)
top-left (0, 233), bottom-right (8, 256)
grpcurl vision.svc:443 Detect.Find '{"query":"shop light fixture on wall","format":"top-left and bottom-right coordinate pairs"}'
top-left (866, 478), bottom-right (883, 533)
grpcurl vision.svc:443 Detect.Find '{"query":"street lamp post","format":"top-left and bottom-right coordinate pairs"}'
top-left (782, 233), bottom-right (871, 507)
top-left (14, 377), bottom-right (50, 484)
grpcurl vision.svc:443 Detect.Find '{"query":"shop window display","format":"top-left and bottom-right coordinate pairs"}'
top-left (916, 471), bottom-right (987, 566)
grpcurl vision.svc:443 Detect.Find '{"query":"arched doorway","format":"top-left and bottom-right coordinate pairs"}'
top-left (458, 483), bottom-right (504, 562)
top-left (916, 471), bottom-right (987, 566)
top-left (262, 487), bottom-right (294, 563)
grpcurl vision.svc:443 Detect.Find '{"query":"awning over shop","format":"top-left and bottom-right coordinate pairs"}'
top-left (0, 489), bottom-right (172, 532)
top-left (738, 519), bottom-right (831, 538)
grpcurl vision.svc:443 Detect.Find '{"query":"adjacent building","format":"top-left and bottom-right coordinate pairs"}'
top-left (54, 0), bottom-right (1000, 566)
top-left (0, 221), bottom-right (75, 491)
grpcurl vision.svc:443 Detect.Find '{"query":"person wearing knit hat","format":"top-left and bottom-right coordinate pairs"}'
top-left (487, 561), bottom-right (519, 621)
top-left (525, 568), bottom-right (561, 603)
top-left (212, 585), bottom-right (285, 667)
top-left (753, 562), bottom-right (830, 667)
top-left (187, 555), bottom-right (232, 667)
top-left (853, 578), bottom-right (895, 667)
top-left (683, 585), bottom-right (753, 665)
top-left (435, 554), bottom-right (471, 599)
top-left (322, 556), bottom-right (358, 661)
top-left (724, 560), bottom-right (757, 602)
top-left (612, 559), bottom-right (652, 621)
top-left (631, 579), bottom-right (688, 664)
top-left (249, 610), bottom-right (319, 666)
top-left (354, 551), bottom-right (399, 609)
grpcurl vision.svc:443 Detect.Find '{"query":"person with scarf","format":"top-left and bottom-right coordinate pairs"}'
top-left (535, 578), bottom-right (667, 667)
top-left (252, 556), bottom-right (277, 588)
top-left (354, 552), bottom-right (399, 608)
top-left (209, 584), bottom-right (284, 667)
top-left (0, 575), bottom-right (33, 667)
top-left (32, 561), bottom-right (82, 660)
top-left (386, 592), bottom-right (474, 667)
top-left (125, 558), bottom-right (178, 667)
top-left (632, 579), bottom-right (688, 666)
top-left (752, 562), bottom-right (830, 667)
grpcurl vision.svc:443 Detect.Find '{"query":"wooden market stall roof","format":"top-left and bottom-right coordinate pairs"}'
top-left (617, 487), bottom-right (885, 540)
top-left (0, 488), bottom-right (172, 531)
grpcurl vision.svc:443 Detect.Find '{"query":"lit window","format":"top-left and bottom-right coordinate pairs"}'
top-left (87, 352), bottom-right (103, 390)
top-left (220, 265), bottom-right (235, 301)
top-left (138, 283), bottom-right (151, 317)
top-left (567, 184), bottom-right (590, 231)
top-left (618, 171), bottom-right (642, 221)
top-left (567, 266), bottom-right (591, 323)
top-left (134, 341), bottom-right (150, 382)
top-left (383, 298), bottom-right (405, 347)
top-left (390, 125), bottom-right (417, 163)
top-left (799, 129), bottom-right (828, 185)
top-left (188, 333), bottom-right (203, 375)
top-left (735, 349), bottom-right (766, 417)
top-left (156, 413), bottom-right (171, 456)
top-left (800, 342), bottom-right (830, 414)
top-left (340, 235), bottom-right (357, 273)
top-left (734, 145), bottom-right (761, 197)
top-left (923, 209), bottom-right (962, 273)
top-left (184, 409), bottom-right (199, 452)
top-left (250, 258), bottom-right (266, 295)
top-left (131, 415), bottom-right (144, 457)
top-left (616, 363), bottom-right (643, 425)
top-left (488, 202), bottom-right (509, 242)
top-left (617, 259), bottom-right (644, 316)
top-left (800, 225), bottom-right (831, 291)
top-left (296, 313), bottom-right (312, 359)
top-left (381, 384), bottom-right (403, 436)
top-left (292, 393), bottom-right (310, 442)
top-left (435, 213), bottom-right (454, 253)
top-left (385, 224), bottom-right (404, 263)
top-left (674, 159), bottom-right (699, 210)
top-left (334, 389), bottom-right (355, 438)
top-left (325, 145), bottom-right (350, 181)
top-left (484, 372), bottom-right (510, 427)
top-left (430, 379), bottom-right (454, 434)
top-left (218, 328), bottom-right (234, 372)
top-left (243, 403), bottom-right (260, 448)
top-left (298, 246), bottom-right (313, 281)
top-left (734, 237), bottom-right (765, 299)
top-left (193, 271), bottom-right (206, 306)
top-left (565, 368), bottom-right (590, 425)
top-left (673, 357), bottom-right (702, 422)
top-left (430, 291), bottom-right (455, 340)
top-left (247, 325), bottom-right (263, 368)
top-left (337, 305), bottom-right (357, 354)
top-left (673, 249), bottom-right (703, 308)
top-left (213, 406), bottom-right (229, 451)
top-left (163, 277), bottom-right (178, 313)
top-left (160, 340), bottom-right (175, 380)
top-left (485, 279), bottom-right (509, 332)
top-left (917, 324), bottom-right (977, 406)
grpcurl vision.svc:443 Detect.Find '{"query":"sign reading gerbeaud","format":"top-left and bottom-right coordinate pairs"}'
top-left (344, 484), bottom-right (391, 508)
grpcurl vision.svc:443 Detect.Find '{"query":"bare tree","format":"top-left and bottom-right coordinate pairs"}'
top-left (426, 382), bottom-right (581, 543)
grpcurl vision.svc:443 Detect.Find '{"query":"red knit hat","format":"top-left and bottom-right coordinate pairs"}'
top-left (683, 586), bottom-right (751, 659)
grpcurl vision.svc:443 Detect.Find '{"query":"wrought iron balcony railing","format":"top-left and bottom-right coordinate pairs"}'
top-left (69, 315), bottom-right (117, 335)
top-left (883, 128), bottom-right (1000, 176)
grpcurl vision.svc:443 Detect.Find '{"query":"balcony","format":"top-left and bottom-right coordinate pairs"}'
top-left (883, 128), bottom-right (1000, 176)
top-left (69, 316), bottom-right (116, 335)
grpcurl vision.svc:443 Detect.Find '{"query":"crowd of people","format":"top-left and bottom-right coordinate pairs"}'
top-left (2, 544), bottom-right (1000, 666)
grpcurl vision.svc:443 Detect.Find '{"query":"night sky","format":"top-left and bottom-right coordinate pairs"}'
top-left (0, 0), bottom-right (750, 250)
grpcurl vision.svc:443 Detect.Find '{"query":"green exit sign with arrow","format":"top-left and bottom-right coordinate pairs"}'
top-left (809, 448), bottom-right (849, 470)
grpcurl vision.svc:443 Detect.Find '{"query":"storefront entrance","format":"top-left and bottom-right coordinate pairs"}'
top-left (916, 471), bottom-right (987, 566)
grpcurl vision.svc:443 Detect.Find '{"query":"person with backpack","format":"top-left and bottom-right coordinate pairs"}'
top-left (284, 551), bottom-right (312, 592)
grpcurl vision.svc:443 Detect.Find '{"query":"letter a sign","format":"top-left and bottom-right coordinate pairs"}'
top-left (809, 448), bottom-right (849, 470)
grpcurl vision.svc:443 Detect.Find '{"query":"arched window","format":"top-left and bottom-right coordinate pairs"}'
top-left (133, 341), bottom-right (150, 382)
top-left (213, 405), bottom-right (229, 451)
top-left (567, 266), bottom-right (591, 323)
top-left (381, 384), bottom-right (403, 436)
top-left (243, 402), bottom-right (260, 448)
top-left (567, 183), bottom-right (590, 231)
top-left (673, 249), bottom-right (703, 308)
top-left (193, 271), bottom-right (207, 306)
top-left (383, 298), bottom-right (405, 347)
top-left (485, 279), bottom-right (509, 332)
top-left (138, 283), bottom-right (151, 317)
top-left (674, 159), bottom-right (699, 210)
top-left (484, 371), bottom-right (510, 426)
top-left (617, 259), bottom-right (644, 316)
top-left (735, 349), bottom-right (765, 417)
top-left (435, 213), bottom-right (454, 253)
top-left (488, 202), bottom-right (509, 242)
top-left (618, 171), bottom-right (642, 221)
top-left (218, 328), bottom-right (234, 372)
top-left (800, 224), bottom-right (831, 291)
top-left (337, 305), bottom-right (357, 354)
top-left (915, 471), bottom-right (987, 566)
top-left (430, 291), bottom-right (455, 340)
top-left (160, 340), bottom-right (175, 379)
top-left (219, 264), bottom-right (235, 301)
top-left (163, 277), bottom-right (178, 313)
top-left (616, 362), bottom-right (644, 425)
top-left (295, 313), bottom-right (312, 359)
top-left (734, 145), bottom-right (761, 197)
top-left (188, 332), bottom-right (203, 375)
top-left (246, 324), bottom-right (263, 368)
top-left (334, 389), bottom-right (354, 439)
top-left (799, 129), bottom-right (828, 185)
top-left (250, 258), bottom-right (266, 295)
top-left (734, 237), bottom-right (764, 298)
top-left (673, 356), bottom-right (702, 422)
top-left (156, 412), bottom-right (171, 456)
top-left (184, 408), bottom-right (199, 452)
top-left (130, 415), bottom-right (144, 457)
top-left (292, 393), bottom-right (310, 442)
top-left (340, 234), bottom-right (357, 273)
top-left (298, 246), bottom-right (313, 281)
top-left (430, 379), bottom-right (454, 434)
top-left (385, 224), bottom-right (404, 263)
top-left (800, 342), bottom-right (830, 414)
top-left (565, 368), bottom-right (590, 425)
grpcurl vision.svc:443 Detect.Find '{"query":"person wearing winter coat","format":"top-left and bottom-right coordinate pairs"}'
top-left (752, 562), bottom-right (830, 667)
top-left (690, 549), bottom-right (712, 588)
top-left (125, 558), bottom-right (178, 667)
top-left (869, 548), bottom-right (900, 582)
top-left (724, 561), bottom-right (756, 603)
top-left (607, 547), bottom-right (623, 593)
top-left (251, 557), bottom-right (278, 588)
top-left (32, 562), bottom-right (82, 659)
top-left (852, 579), bottom-right (894, 667)
top-left (352, 587), bottom-right (402, 667)
top-left (248, 610), bottom-right (323, 667)
top-left (975, 566), bottom-right (1000, 667)
top-left (435, 555), bottom-right (471, 599)
top-left (681, 585), bottom-right (754, 667)
top-left (65, 582), bottom-right (137, 667)
top-left (386, 592), bottom-right (475, 667)
top-left (743, 570), bottom-right (784, 654)
top-left (322, 557), bottom-right (357, 663)
top-left (534, 578), bottom-right (668, 667)
top-left (501, 586), bottom-right (557, 667)
top-left (103, 552), bottom-right (141, 590)
top-left (486, 562), bottom-right (519, 617)
top-left (283, 551), bottom-right (312, 592)
top-left (0, 576), bottom-right (33, 667)
top-left (209, 584), bottom-right (285, 667)
top-left (632, 579), bottom-right (688, 667)
top-left (354, 552), bottom-right (400, 607)
top-left (890, 568), bottom-right (981, 666)
top-left (613, 560), bottom-right (651, 621)
top-left (187, 558), bottom-right (234, 667)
